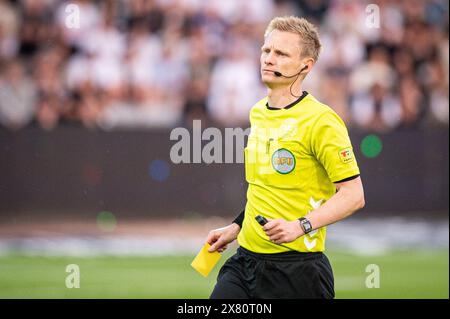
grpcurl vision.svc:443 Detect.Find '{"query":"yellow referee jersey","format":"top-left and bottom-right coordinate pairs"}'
top-left (237, 91), bottom-right (360, 253)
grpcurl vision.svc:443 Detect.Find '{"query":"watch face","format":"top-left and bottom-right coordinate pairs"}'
top-left (301, 219), bottom-right (312, 232)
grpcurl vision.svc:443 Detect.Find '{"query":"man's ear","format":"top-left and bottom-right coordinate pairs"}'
top-left (301, 58), bottom-right (315, 73)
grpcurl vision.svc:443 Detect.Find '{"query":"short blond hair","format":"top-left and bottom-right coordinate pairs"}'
top-left (264, 16), bottom-right (322, 62)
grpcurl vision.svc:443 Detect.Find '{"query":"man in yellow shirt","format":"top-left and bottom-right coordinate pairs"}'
top-left (206, 16), bottom-right (365, 299)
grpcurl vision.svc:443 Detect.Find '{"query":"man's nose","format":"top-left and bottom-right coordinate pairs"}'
top-left (264, 52), bottom-right (275, 65)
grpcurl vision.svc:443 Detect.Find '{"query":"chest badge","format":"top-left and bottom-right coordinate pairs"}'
top-left (271, 148), bottom-right (296, 174)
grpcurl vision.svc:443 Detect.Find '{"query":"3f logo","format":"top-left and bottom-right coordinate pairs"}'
top-left (341, 150), bottom-right (350, 158)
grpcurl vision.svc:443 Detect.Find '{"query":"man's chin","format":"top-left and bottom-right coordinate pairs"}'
top-left (261, 78), bottom-right (278, 88)
top-left (261, 75), bottom-right (274, 84)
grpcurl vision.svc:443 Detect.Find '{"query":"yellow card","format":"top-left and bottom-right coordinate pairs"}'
top-left (191, 243), bottom-right (222, 277)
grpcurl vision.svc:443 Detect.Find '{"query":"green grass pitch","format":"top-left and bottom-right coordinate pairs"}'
top-left (0, 249), bottom-right (447, 299)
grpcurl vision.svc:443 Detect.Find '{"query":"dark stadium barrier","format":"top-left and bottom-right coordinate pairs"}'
top-left (0, 126), bottom-right (448, 221)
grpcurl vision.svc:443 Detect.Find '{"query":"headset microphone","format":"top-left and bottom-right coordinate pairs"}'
top-left (273, 65), bottom-right (308, 78)
top-left (270, 65), bottom-right (309, 98)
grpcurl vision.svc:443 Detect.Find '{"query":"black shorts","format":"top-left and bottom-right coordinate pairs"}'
top-left (210, 246), bottom-right (335, 299)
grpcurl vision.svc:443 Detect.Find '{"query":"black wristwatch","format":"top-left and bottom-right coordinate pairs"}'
top-left (298, 217), bottom-right (313, 234)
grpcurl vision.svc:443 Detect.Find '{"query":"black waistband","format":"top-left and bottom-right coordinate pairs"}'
top-left (238, 246), bottom-right (323, 262)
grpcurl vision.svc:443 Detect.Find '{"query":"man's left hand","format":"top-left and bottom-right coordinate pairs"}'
top-left (263, 218), bottom-right (304, 244)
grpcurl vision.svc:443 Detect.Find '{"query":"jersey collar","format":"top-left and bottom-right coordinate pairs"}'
top-left (266, 91), bottom-right (308, 110)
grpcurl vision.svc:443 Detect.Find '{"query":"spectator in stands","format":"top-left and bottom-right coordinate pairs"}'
top-left (207, 30), bottom-right (264, 126)
top-left (35, 93), bottom-right (60, 130)
top-left (0, 0), bottom-right (447, 131)
top-left (0, 0), bottom-right (19, 59)
top-left (0, 59), bottom-right (37, 130)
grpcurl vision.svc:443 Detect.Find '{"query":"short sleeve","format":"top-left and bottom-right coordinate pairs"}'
top-left (311, 111), bottom-right (360, 183)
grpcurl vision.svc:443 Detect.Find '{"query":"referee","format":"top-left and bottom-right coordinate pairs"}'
top-left (206, 16), bottom-right (365, 299)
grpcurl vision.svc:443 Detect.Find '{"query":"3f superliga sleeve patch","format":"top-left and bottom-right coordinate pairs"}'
top-left (311, 111), bottom-right (360, 182)
top-left (338, 147), bottom-right (354, 164)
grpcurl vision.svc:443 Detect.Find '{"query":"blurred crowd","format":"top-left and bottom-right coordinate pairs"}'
top-left (0, 0), bottom-right (448, 132)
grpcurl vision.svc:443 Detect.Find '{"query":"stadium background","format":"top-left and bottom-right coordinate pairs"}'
top-left (0, 0), bottom-right (448, 298)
